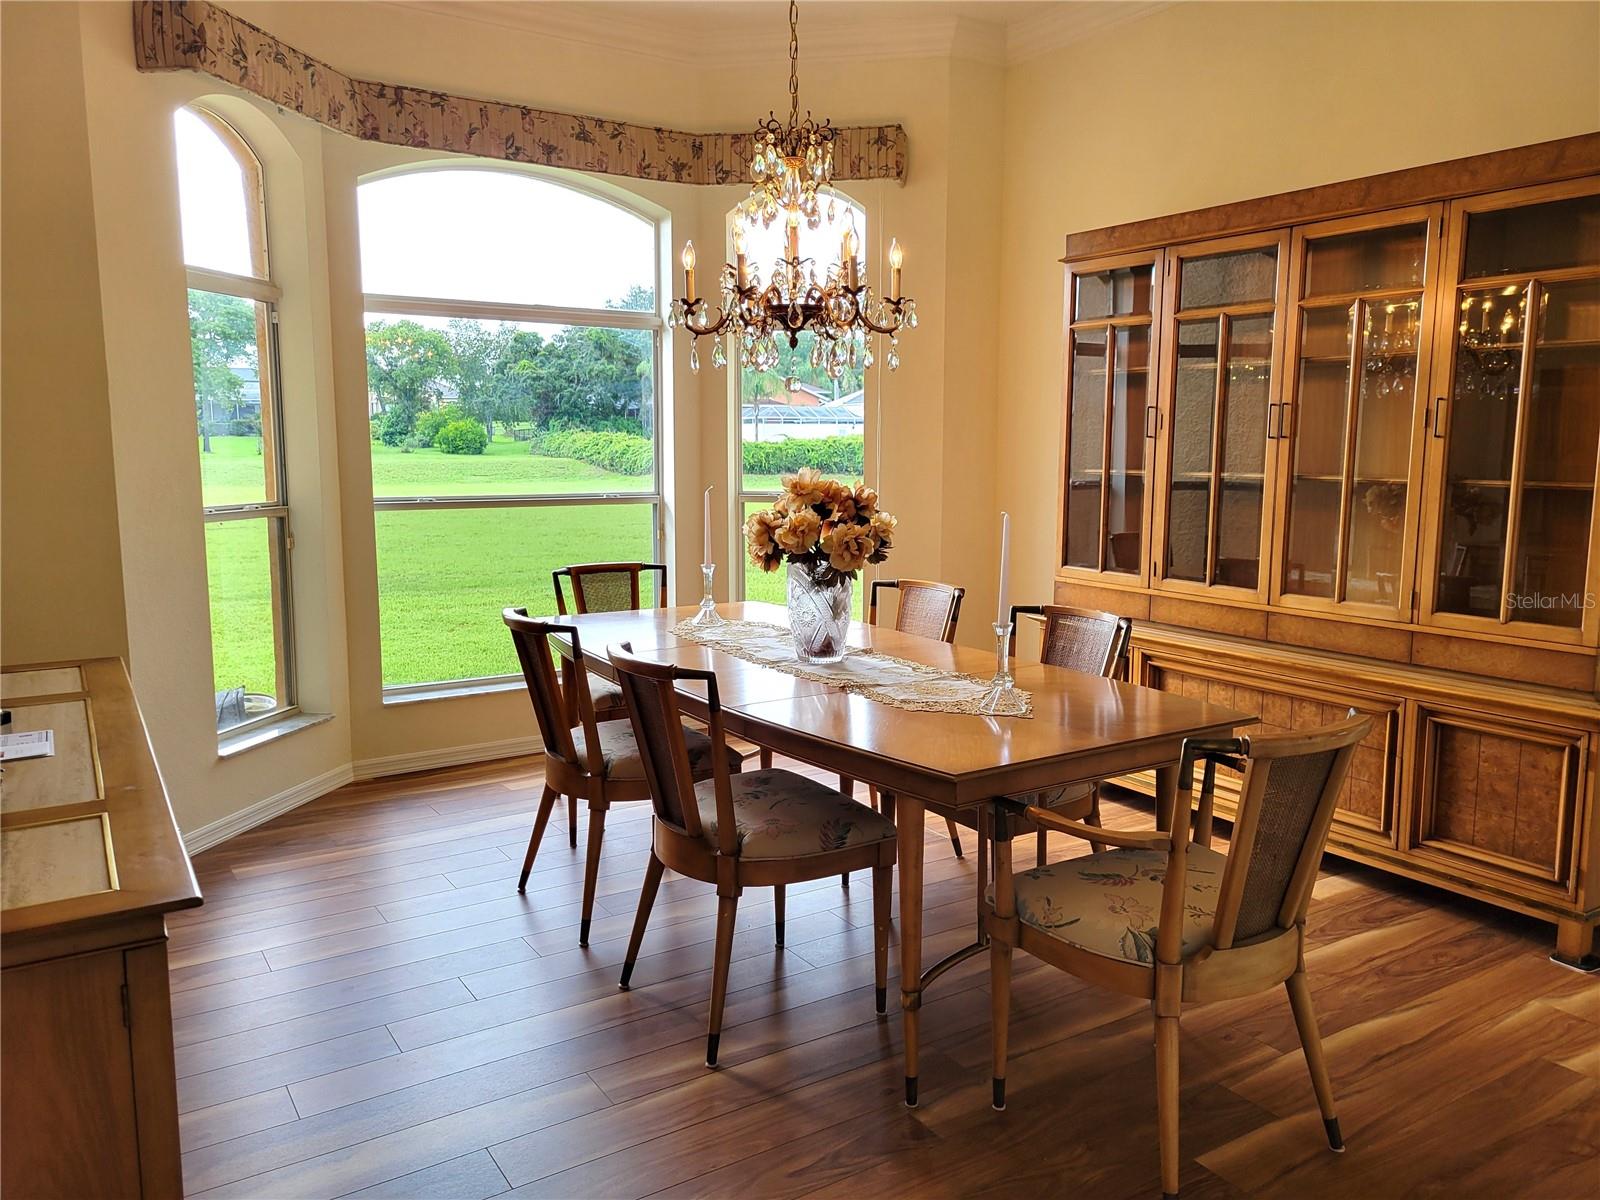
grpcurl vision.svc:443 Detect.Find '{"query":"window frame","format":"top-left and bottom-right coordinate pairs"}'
top-left (180, 105), bottom-right (299, 737)
top-left (358, 167), bottom-right (666, 695)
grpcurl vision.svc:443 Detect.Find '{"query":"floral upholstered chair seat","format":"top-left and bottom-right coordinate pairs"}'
top-left (1002, 781), bottom-right (1093, 810)
top-left (585, 671), bottom-right (626, 716)
top-left (571, 720), bottom-right (741, 782)
top-left (1012, 845), bottom-right (1228, 965)
top-left (692, 769), bottom-right (898, 859)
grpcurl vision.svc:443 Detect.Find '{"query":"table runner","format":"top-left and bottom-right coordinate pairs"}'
top-left (672, 618), bottom-right (1032, 718)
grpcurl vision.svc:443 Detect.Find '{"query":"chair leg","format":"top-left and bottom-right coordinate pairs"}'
top-left (872, 864), bottom-right (891, 1014)
top-left (1286, 968), bottom-right (1344, 1152)
top-left (1035, 829), bottom-right (1048, 869)
top-left (990, 931), bottom-right (1013, 1111)
top-left (774, 884), bottom-right (786, 947)
top-left (517, 785), bottom-right (558, 893)
top-left (838, 777), bottom-right (856, 889)
top-left (706, 892), bottom-right (740, 1066)
top-left (1155, 1012), bottom-right (1181, 1199)
top-left (618, 852), bottom-right (664, 989)
top-left (759, 748), bottom-right (773, 770)
top-left (567, 793), bottom-right (578, 849)
top-left (947, 817), bottom-right (965, 859)
top-left (578, 802), bottom-right (607, 947)
top-left (976, 807), bottom-right (990, 946)
top-left (1086, 787), bottom-right (1107, 855)
top-left (868, 785), bottom-right (879, 812)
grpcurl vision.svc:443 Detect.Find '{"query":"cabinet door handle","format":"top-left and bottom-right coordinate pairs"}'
top-left (1267, 403), bottom-right (1280, 440)
top-left (1431, 396), bottom-right (1449, 439)
top-left (1144, 405), bottom-right (1159, 438)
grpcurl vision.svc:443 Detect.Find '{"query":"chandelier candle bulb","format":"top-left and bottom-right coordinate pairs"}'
top-left (842, 227), bottom-right (858, 289)
top-left (734, 228), bottom-right (748, 288)
top-left (682, 241), bottom-right (697, 302)
top-left (889, 238), bottom-right (903, 300)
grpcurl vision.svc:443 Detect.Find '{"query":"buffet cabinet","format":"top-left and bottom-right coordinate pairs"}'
top-left (1056, 136), bottom-right (1600, 965)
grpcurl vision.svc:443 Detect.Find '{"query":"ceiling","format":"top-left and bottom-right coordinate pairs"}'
top-left (394, 1), bottom-right (1169, 66)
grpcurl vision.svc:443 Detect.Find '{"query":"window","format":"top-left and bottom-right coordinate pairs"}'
top-left (734, 199), bottom-right (868, 615)
top-left (175, 106), bottom-right (296, 735)
top-left (357, 169), bottom-right (662, 690)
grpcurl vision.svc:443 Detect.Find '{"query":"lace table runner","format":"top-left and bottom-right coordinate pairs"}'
top-left (672, 618), bottom-right (1032, 718)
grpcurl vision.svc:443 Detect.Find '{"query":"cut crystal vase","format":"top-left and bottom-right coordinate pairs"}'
top-left (787, 561), bottom-right (852, 665)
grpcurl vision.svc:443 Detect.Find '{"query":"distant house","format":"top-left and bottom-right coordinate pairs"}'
top-left (226, 363), bottom-right (261, 418)
top-left (742, 388), bottom-right (863, 443)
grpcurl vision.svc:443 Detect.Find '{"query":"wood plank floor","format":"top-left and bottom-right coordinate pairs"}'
top-left (172, 756), bottom-right (1599, 1198)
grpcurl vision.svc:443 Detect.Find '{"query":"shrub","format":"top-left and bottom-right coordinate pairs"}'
top-left (435, 418), bottom-right (488, 455)
top-left (534, 429), bottom-right (653, 474)
top-left (412, 405), bottom-right (467, 447)
top-left (377, 407), bottom-right (414, 447)
top-left (369, 417), bottom-right (382, 443)
top-left (740, 435), bottom-right (864, 477)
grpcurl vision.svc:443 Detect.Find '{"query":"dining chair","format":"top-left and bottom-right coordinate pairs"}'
top-left (551, 561), bottom-right (670, 844)
top-left (984, 713), bottom-right (1372, 1199)
top-left (609, 643), bottom-right (898, 1067)
top-left (864, 578), bottom-right (968, 858)
top-left (1003, 603), bottom-right (1132, 866)
top-left (502, 607), bottom-right (743, 947)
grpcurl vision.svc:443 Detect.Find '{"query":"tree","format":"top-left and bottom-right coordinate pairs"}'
top-left (364, 321), bottom-right (458, 439)
top-left (445, 318), bottom-right (513, 440)
top-left (188, 290), bottom-right (257, 453)
top-left (517, 325), bottom-right (646, 431)
top-left (487, 329), bottom-right (547, 429)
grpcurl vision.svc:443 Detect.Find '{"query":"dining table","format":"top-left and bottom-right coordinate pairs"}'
top-left (550, 600), bottom-right (1254, 1106)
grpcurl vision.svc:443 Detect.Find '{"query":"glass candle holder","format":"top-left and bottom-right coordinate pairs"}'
top-left (977, 620), bottom-right (1019, 716)
top-left (689, 562), bottom-right (722, 626)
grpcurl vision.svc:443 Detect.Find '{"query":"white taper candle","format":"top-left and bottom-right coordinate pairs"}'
top-left (997, 511), bottom-right (1011, 628)
top-left (703, 485), bottom-right (713, 565)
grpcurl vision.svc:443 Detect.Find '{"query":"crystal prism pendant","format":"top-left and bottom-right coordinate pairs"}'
top-left (689, 341), bottom-right (700, 373)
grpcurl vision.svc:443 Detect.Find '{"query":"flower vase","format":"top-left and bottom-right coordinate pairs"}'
top-left (787, 561), bottom-right (852, 665)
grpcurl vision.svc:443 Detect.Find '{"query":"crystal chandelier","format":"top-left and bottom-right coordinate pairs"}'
top-left (668, 1), bottom-right (916, 379)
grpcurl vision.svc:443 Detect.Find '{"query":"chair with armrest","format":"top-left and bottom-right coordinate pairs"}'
top-left (983, 713), bottom-right (1372, 1199)
top-left (502, 607), bottom-right (741, 947)
top-left (610, 643), bottom-right (898, 1066)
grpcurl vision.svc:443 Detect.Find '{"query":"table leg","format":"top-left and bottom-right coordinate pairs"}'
top-left (893, 790), bottom-right (924, 1108)
top-left (1154, 761), bottom-right (1179, 834)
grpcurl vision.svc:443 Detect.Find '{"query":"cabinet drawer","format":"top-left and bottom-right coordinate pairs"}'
top-left (1409, 705), bottom-right (1584, 896)
top-left (1136, 651), bottom-right (1401, 844)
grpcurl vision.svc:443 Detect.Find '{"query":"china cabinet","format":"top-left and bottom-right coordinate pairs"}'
top-left (1056, 135), bottom-right (1600, 966)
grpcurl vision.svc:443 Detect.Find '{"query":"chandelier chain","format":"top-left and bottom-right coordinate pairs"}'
top-left (788, 0), bottom-right (800, 129)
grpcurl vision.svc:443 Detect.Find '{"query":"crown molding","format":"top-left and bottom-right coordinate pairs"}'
top-left (1006, 1), bottom-right (1172, 64)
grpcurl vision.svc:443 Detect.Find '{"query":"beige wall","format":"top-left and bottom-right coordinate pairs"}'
top-left (1, 0), bottom-right (1594, 843)
top-left (1, 2), bottom-right (128, 664)
top-left (996, 0), bottom-right (1600, 608)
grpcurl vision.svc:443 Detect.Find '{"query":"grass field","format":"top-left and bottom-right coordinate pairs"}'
top-left (199, 436), bottom-right (853, 696)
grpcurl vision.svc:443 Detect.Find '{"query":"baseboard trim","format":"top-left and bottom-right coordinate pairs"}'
top-left (183, 763), bottom-right (355, 856)
top-left (352, 735), bottom-right (541, 782)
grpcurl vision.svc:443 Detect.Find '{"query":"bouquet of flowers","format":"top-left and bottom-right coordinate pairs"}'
top-left (744, 467), bottom-right (897, 585)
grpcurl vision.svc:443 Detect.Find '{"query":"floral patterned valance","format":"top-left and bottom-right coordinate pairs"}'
top-left (132, 1), bottom-right (907, 186)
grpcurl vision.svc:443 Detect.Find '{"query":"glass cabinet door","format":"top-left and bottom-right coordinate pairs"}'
top-left (1276, 209), bottom-right (1438, 614)
top-left (1156, 235), bottom-right (1285, 595)
top-left (1062, 253), bottom-right (1161, 579)
top-left (1424, 181), bottom-right (1600, 640)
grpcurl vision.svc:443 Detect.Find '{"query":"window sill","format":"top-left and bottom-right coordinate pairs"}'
top-left (382, 677), bottom-right (523, 706)
top-left (218, 711), bottom-right (334, 759)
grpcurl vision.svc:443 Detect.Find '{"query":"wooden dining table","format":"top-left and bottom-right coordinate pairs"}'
top-left (551, 601), bottom-right (1253, 1105)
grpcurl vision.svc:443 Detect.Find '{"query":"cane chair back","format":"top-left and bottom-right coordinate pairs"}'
top-left (1200, 715), bottom-right (1369, 951)
top-left (502, 608), bottom-right (586, 770)
top-left (870, 578), bottom-right (965, 643)
top-left (1011, 604), bottom-right (1130, 679)
top-left (553, 562), bottom-right (668, 615)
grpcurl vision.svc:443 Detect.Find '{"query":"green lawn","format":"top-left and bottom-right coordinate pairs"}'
top-left (200, 436), bottom-right (866, 697)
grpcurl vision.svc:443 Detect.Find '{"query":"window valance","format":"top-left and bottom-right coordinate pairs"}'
top-left (132, 1), bottom-right (908, 186)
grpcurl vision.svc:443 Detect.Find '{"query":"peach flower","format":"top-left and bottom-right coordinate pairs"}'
top-left (821, 523), bottom-right (875, 573)
top-left (775, 509), bottom-right (823, 555)
top-left (779, 466), bottom-right (829, 511)
top-left (744, 509), bottom-right (785, 570)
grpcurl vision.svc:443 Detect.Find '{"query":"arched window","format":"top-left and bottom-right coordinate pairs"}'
top-left (175, 105), bottom-right (295, 735)
top-left (734, 198), bottom-right (868, 612)
top-left (357, 168), bottom-right (662, 690)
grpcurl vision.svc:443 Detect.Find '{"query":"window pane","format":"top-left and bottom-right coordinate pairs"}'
top-left (375, 504), bottom-right (655, 687)
top-left (1180, 247), bottom-right (1278, 310)
top-left (741, 501), bottom-right (865, 620)
top-left (205, 518), bottom-right (286, 731)
top-left (1075, 265), bottom-right (1154, 321)
top-left (740, 333), bottom-right (865, 492)
top-left (192, 290), bottom-right (273, 506)
top-left (174, 108), bottom-right (260, 277)
top-left (366, 315), bottom-right (656, 498)
top-left (1304, 224), bottom-right (1426, 296)
top-left (358, 171), bottom-right (654, 311)
top-left (1462, 194), bottom-right (1600, 280)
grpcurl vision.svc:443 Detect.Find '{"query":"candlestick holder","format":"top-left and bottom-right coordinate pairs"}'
top-left (689, 562), bottom-right (722, 627)
top-left (977, 620), bottom-right (1021, 716)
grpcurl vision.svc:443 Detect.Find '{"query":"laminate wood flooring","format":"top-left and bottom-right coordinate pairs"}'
top-left (172, 756), bottom-right (1598, 1198)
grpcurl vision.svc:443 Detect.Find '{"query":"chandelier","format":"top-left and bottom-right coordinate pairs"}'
top-left (668, 0), bottom-right (916, 379)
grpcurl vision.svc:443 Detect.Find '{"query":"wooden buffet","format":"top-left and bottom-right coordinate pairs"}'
top-left (1056, 134), bottom-right (1600, 966)
top-left (1, 658), bottom-right (201, 1199)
